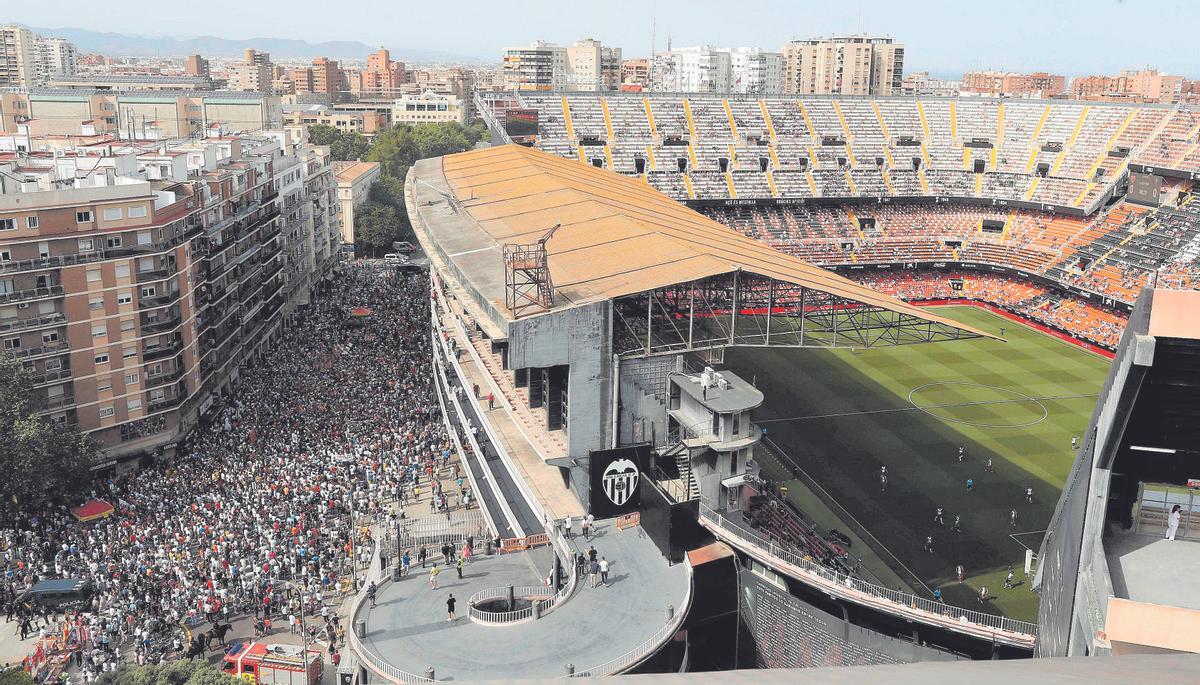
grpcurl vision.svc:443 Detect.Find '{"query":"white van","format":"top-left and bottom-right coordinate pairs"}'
top-left (383, 253), bottom-right (404, 266)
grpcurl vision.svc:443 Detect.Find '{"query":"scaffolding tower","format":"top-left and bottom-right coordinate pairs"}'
top-left (504, 223), bottom-right (560, 318)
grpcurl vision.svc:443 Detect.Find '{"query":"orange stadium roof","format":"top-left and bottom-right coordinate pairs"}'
top-left (418, 144), bottom-right (995, 340)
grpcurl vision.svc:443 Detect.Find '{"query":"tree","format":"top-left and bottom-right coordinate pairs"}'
top-left (306, 124), bottom-right (340, 147)
top-left (354, 201), bottom-right (408, 256)
top-left (0, 356), bottom-right (95, 513)
top-left (0, 668), bottom-right (36, 685)
top-left (96, 661), bottom-right (239, 685)
top-left (330, 132), bottom-right (371, 162)
top-left (367, 174), bottom-right (406, 212)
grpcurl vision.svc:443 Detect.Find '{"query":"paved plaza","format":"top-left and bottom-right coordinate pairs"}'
top-left (359, 521), bottom-right (691, 680)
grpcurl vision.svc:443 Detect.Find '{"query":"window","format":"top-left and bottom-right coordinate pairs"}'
top-left (97, 379), bottom-right (112, 392)
top-left (76, 211), bottom-right (93, 223)
top-left (45, 358), bottom-right (62, 371)
top-left (115, 264), bottom-right (130, 278)
top-left (89, 296), bottom-right (104, 310)
top-left (0, 219), bottom-right (14, 231)
top-left (147, 363), bottom-right (163, 376)
top-left (137, 231), bottom-right (152, 245)
top-left (122, 347), bottom-right (135, 359)
top-left (41, 331), bottom-right (59, 344)
top-left (125, 373), bottom-right (139, 385)
top-left (99, 406), bottom-right (115, 418)
top-left (102, 208), bottom-right (123, 221)
top-left (149, 388), bottom-right (165, 402)
top-left (3, 337), bottom-right (20, 350)
top-left (94, 353), bottom-right (109, 365)
top-left (127, 398), bottom-right (142, 411)
top-left (0, 250), bottom-right (10, 262)
top-left (91, 323), bottom-right (106, 337)
top-left (120, 319), bottom-right (135, 332)
top-left (140, 286), bottom-right (156, 298)
top-left (105, 235), bottom-right (125, 250)
top-left (86, 269), bottom-right (101, 283)
top-left (733, 413), bottom-right (740, 436)
top-left (117, 291), bottom-right (132, 305)
top-left (78, 238), bottom-right (94, 252)
top-left (0, 280), bottom-right (12, 295)
top-left (26, 216), bottom-right (38, 229)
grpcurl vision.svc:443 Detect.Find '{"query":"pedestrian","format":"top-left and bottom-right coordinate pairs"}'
top-left (965, 478), bottom-right (974, 494)
top-left (1004, 569), bottom-right (1015, 589)
top-left (978, 586), bottom-right (989, 604)
top-left (581, 518), bottom-right (591, 541)
top-left (1167, 504), bottom-right (1182, 540)
top-left (418, 547), bottom-right (427, 569)
top-left (1071, 435), bottom-right (1078, 450)
top-left (402, 550), bottom-right (411, 577)
top-left (585, 513), bottom-right (595, 539)
top-left (598, 557), bottom-right (609, 586)
top-left (1025, 487), bottom-right (1033, 504)
top-left (589, 559), bottom-right (600, 588)
top-left (289, 613), bottom-right (296, 635)
top-left (957, 446), bottom-right (965, 462)
top-left (956, 564), bottom-right (965, 582)
top-left (367, 581), bottom-right (377, 609)
top-left (430, 565), bottom-right (440, 590)
top-left (934, 507), bottom-right (944, 526)
top-left (879, 473), bottom-right (887, 493)
top-left (472, 383), bottom-right (479, 399)
top-left (985, 457), bottom-right (994, 473)
top-left (487, 393), bottom-right (495, 410)
top-left (564, 515), bottom-right (574, 539)
top-left (456, 557), bottom-right (464, 579)
top-left (951, 514), bottom-right (961, 532)
top-left (1010, 509), bottom-right (1018, 527)
top-left (924, 535), bottom-right (933, 554)
top-left (446, 594), bottom-right (456, 622)
top-left (933, 588), bottom-right (943, 603)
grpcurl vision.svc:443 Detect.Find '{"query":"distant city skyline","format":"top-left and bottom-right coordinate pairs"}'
top-left (6, 0), bottom-right (1200, 77)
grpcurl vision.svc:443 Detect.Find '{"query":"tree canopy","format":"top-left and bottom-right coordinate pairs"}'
top-left (0, 356), bottom-right (95, 513)
top-left (97, 660), bottom-right (240, 685)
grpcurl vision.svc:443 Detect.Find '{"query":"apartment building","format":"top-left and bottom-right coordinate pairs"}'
top-left (184, 55), bottom-right (210, 80)
top-left (0, 25), bottom-right (38, 87)
top-left (0, 126), bottom-right (340, 466)
top-left (649, 46), bottom-right (783, 94)
top-left (332, 161), bottom-right (381, 247)
top-left (901, 71), bottom-right (963, 97)
top-left (728, 48), bottom-right (784, 94)
top-left (352, 48), bottom-right (408, 99)
top-left (621, 59), bottom-right (650, 88)
top-left (1, 26), bottom-right (79, 88)
top-left (782, 35), bottom-right (904, 95)
top-left (284, 105), bottom-right (387, 134)
top-left (502, 39), bottom-right (621, 92)
top-left (291, 57), bottom-right (350, 102)
top-left (0, 90), bottom-right (282, 140)
top-left (48, 74), bottom-right (216, 91)
top-left (229, 49), bottom-right (274, 92)
top-left (1070, 69), bottom-right (1184, 103)
top-left (390, 91), bottom-right (467, 125)
top-left (962, 70), bottom-right (1066, 98)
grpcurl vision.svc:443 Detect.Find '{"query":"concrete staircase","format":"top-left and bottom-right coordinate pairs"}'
top-left (468, 335), bottom-right (568, 460)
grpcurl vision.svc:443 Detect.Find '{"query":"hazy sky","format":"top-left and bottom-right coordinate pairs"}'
top-left (9, 0), bottom-right (1200, 76)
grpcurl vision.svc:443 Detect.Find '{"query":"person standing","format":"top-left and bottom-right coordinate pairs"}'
top-left (487, 393), bottom-right (495, 410)
top-left (598, 557), bottom-right (609, 586)
top-left (1025, 487), bottom-right (1034, 504)
top-left (456, 557), bottom-right (464, 580)
top-left (581, 517), bottom-right (591, 541)
top-left (585, 513), bottom-right (595, 540)
top-left (965, 478), bottom-right (974, 494)
top-left (1167, 504), bottom-right (1182, 540)
top-left (589, 559), bottom-right (600, 588)
top-left (418, 547), bottom-right (427, 569)
top-left (923, 536), bottom-right (933, 554)
top-left (564, 515), bottom-right (574, 539)
top-left (429, 565), bottom-right (440, 590)
top-left (1010, 509), bottom-right (1018, 527)
top-left (446, 594), bottom-right (456, 622)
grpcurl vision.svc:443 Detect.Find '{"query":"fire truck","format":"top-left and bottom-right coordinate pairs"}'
top-left (221, 641), bottom-right (324, 685)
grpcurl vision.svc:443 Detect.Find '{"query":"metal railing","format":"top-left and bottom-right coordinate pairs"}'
top-left (566, 554), bottom-right (693, 677)
top-left (699, 504), bottom-right (1038, 643)
top-left (396, 510), bottom-right (488, 549)
top-left (346, 528), bottom-right (435, 684)
top-left (0, 284), bottom-right (64, 304)
top-left (467, 586), bottom-right (554, 625)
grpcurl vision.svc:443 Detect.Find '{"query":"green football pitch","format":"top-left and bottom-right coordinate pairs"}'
top-left (722, 305), bottom-right (1111, 622)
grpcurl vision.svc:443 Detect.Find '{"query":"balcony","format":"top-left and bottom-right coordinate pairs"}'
top-left (143, 340), bottom-right (183, 362)
top-left (139, 289), bottom-right (183, 310)
top-left (135, 267), bottom-right (175, 284)
top-left (0, 252), bottom-right (103, 274)
top-left (4, 341), bottom-right (69, 360)
top-left (42, 394), bottom-right (76, 411)
top-left (0, 312), bottom-right (66, 334)
top-left (0, 284), bottom-right (65, 304)
top-left (146, 392), bottom-right (186, 413)
top-left (141, 314), bottom-right (182, 334)
top-left (146, 366), bottom-right (185, 388)
top-left (30, 367), bottom-right (73, 386)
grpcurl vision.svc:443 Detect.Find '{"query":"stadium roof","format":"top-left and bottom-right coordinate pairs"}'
top-left (426, 144), bottom-right (993, 339)
top-left (1148, 289), bottom-right (1200, 340)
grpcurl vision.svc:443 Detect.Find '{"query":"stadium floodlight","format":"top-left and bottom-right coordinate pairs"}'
top-left (1129, 445), bottom-right (1176, 453)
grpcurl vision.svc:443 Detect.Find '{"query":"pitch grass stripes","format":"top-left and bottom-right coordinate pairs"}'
top-left (725, 306), bottom-right (1109, 622)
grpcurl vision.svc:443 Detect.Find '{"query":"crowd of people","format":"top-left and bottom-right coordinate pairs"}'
top-left (1, 264), bottom-right (460, 681)
top-left (851, 270), bottom-right (1127, 349)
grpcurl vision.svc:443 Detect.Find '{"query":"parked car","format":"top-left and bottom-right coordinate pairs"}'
top-left (391, 241), bottom-right (417, 254)
top-left (383, 253), bottom-right (407, 266)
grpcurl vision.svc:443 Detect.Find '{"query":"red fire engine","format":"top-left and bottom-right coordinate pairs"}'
top-left (221, 642), bottom-right (323, 685)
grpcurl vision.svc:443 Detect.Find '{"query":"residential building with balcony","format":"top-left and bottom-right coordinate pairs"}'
top-left (0, 125), bottom-right (341, 469)
top-left (332, 161), bottom-right (381, 249)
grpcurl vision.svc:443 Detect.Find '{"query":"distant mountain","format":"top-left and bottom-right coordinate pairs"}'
top-left (25, 26), bottom-right (482, 63)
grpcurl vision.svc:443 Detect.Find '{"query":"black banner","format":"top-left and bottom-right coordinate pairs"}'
top-left (588, 445), bottom-right (650, 518)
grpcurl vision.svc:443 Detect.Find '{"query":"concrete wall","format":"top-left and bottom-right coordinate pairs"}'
top-left (507, 300), bottom-right (612, 460)
top-left (618, 354), bottom-right (679, 447)
top-left (741, 568), bottom-right (962, 667)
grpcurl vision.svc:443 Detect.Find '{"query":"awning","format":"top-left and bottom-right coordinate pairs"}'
top-left (70, 499), bottom-right (115, 522)
top-left (350, 307), bottom-right (372, 317)
top-left (721, 475), bottom-right (746, 489)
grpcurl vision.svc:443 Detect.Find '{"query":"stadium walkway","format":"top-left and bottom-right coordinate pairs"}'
top-left (358, 520), bottom-right (690, 680)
